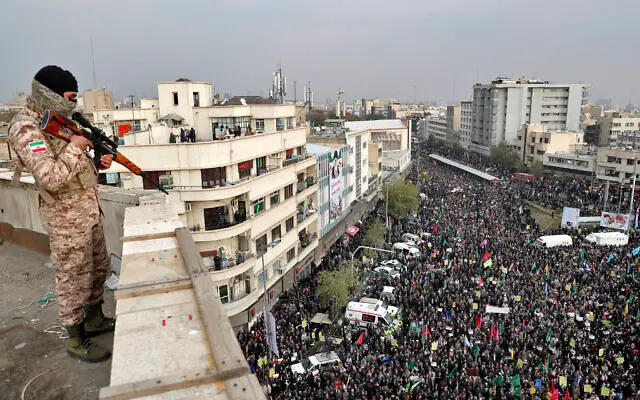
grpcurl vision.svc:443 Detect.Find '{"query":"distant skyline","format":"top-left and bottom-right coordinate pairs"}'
top-left (2, 0), bottom-right (640, 105)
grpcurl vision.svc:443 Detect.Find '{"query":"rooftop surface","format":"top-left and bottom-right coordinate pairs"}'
top-left (345, 119), bottom-right (407, 131)
top-left (0, 240), bottom-right (114, 400)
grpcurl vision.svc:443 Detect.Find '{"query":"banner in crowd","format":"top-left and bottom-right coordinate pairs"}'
top-left (561, 207), bottom-right (580, 229)
top-left (600, 212), bottom-right (630, 231)
top-left (485, 305), bottom-right (511, 314)
top-left (266, 311), bottom-right (280, 357)
top-left (328, 149), bottom-right (344, 223)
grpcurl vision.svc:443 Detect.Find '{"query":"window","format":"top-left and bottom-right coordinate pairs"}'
top-left (273, 259), bottom-right (281, 274)
top-left (256, 156), bottom-right (267, 172)
top-left (276, 118), bottom-right (285, 131)
top-left (253, 197), bottom-right (265, 215)
top-left (193, 92), bottom-right (200, 107)
top-left (628, 159), bottom-right (634, 165)
top-left (271, 225), bottom-right (281, 241)
top-left (204, 206), bottom-right (228, 230)
top-left (270, 190), bottom-right (280, 206)
top-left (201, 167), bottom-right (226, 188)
top-left (172, 92), bottom-right (179, 105)
top-left (255, 119), bottom-right (265, 131)
top-left (143, 171), bottom-right (169, 190)
top-left (287, 117), bottom-right (293, 130)
top-left (256, 234), bottom-right (267, 257)
top-left (287, 248), bottom-right (296, 263)
top-left (284, 184), bottom-right (294, 199)
top-left (238, 160), bottom-right (253, 179)
top-left (544, 138), bottom-right (549, 144)
top-left (362, 314), bottom-right (376, 323)
top-left (218, 285), bottom-right (229, 304)
top-left (286, 216), bottom-right (294, 232)
top-left (363, 141), bottom-right (367, 149)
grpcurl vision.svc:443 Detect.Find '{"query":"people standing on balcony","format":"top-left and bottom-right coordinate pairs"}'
top-left (179, 128), bottom-right (186, 143)
top-left (189, 127), bottom-right (196, 142)
top-left (169, 131), bottom-right (177, 143)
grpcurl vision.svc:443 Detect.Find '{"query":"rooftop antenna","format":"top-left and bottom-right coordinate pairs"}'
top-left (90, 37), bottom-right (97, 88)
top-left (269, 65), bottom-right (286, 104)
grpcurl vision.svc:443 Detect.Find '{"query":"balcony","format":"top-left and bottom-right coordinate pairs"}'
top-left (191, 218), bottom-right (251, 243)
top-left (209, 253), bottom-right (256, 282)
top-left (107, 126), bottom-right (308, 173)
top-left (297, 209), bottom-right (318, 232)
top-left (296, 180), bottom-right (318, 200)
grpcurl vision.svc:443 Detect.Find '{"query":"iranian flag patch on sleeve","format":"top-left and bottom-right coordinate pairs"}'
top-left (28, 140), bottom-right (47, 153)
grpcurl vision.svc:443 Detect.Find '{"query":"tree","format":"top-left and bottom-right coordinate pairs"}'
top-left (385, 178), bottom-right (420, 219)
top-left (364, 220), bottom-right (386, 257)
top-left (316, 262), bottom-right (360, 309)
top-left (530, 160), bottom-right (544, 177)
top-left (490, 142), bottom-right (520, 171)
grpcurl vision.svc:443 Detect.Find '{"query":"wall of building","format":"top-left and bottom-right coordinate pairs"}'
top-left (0, 172), bottom-right (142, 264)
top-left (82, 88), bottom-right (113, 112)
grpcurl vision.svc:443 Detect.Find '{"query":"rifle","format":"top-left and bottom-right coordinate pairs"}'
top-left (39, 109), bottom-right (168, 195)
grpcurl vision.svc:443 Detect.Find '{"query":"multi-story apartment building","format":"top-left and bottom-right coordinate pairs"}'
top-left (81, 88), bottom-right (113, 113)
top-left (427, 117), bottom-right (448, 142)
top-left (515, 124), bottom-right (584, 167)
top-left (595, 148), bottom-right (640, 184)
top-left (445, 105), bottom-right (461, 147)
top-left (543, 152), bottom-right (596, 180)
top-left (597, 117), bottom-right (640, 148)
top-left (459, 101), bottom-right (472, 150)
top-left (308, 120), bottom-right (371, 206)
top-left (345, 119), bottom-right (411, 175)
top-left (470, 77), bottom-right (590, 155)
top-left (102, 79), bottom-right (318, 330)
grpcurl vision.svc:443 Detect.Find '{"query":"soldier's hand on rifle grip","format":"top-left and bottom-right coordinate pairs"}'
top-left (100, 154), bottom-right (114, 169)
top-left (70, 135), bottom-right (92, 150)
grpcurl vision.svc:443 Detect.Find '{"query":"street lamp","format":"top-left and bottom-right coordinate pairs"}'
top-left (260, 237), bottom-right (281, 364)
top-left (350, 245), bottom-right (395, 271)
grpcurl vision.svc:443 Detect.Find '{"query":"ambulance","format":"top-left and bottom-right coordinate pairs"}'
top-left (345, 301), bottom-right (400, 328)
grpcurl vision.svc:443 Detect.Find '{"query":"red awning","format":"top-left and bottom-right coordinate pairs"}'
top-left (346, 225), bottom-right (360, 236)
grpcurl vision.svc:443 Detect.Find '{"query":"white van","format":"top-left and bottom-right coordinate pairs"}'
top-left (393, 242), bottom-right (421, 259)
top-left (534, 235), bottom-right (573, 248)
top-left (290, 351), bottom-right (341, 374)
top-left (345, 301), bottom-right (399, 327)
top-left (585, 232), bottom-right (628, 246)
top-left (380, 259), bottom-right (407, 273)
top-left (402, 233), bottom-right (424, 246)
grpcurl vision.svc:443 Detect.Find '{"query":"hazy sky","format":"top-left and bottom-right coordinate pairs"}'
top-left (2, 0), bottom-right (639, 105)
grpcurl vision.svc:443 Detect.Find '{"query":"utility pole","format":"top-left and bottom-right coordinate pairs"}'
top-left (629, 139), bottom-right (638, 232)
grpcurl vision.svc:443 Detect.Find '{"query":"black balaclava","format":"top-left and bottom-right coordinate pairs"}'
top-left (27, 65), bottom-right (78, 118)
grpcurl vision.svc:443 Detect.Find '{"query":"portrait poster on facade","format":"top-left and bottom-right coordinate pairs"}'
top-left (600, 212), bottom-right (629, 231)
top-left (329, 149), bottom-right (343, 222)
top-left (561, 207), bottom-right (580, 229)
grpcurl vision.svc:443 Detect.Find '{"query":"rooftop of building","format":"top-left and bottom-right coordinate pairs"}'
top-left (305, 143), bottom-right (341, 156)
top-left (344, 119), bottom-right (406, 131)
top-left (219, 96), bottom-right (277, 106)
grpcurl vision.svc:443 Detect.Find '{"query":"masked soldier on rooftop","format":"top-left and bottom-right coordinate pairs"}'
top-left (8, 65), bottom-right (115, 363)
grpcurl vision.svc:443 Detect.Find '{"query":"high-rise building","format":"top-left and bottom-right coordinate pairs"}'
top-left (596, 117), bottom-right (640, 148)
top-left (470, 77), bottom-right (590, 155)
top-left (81, 88), bottom-right (113, 112)
top-left (459, 101), bottom-right (472, 150)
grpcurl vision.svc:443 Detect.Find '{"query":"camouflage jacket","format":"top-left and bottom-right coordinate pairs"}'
top-left (8, 106), bottom-right (98, 199)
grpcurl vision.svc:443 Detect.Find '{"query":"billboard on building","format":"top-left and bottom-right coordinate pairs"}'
top-left (329, 149), bottom-right (344, 222)
top-left (600, 212), bottom-right (630, 231)
top-left (561, 207), bottom-right (580, 229)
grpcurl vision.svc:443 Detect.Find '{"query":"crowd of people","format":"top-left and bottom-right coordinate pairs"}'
top-left (237, 144), bottom-right (639, 399)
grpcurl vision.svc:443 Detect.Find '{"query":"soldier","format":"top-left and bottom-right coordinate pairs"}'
top-left (8, 66), bottom-right (115, 363)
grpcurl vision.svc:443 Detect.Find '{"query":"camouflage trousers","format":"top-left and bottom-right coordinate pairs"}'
top-left (41, 190), bottom-right (109, 325)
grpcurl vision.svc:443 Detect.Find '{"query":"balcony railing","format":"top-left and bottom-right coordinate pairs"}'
top-left (283, 155), bottom-right (304, 167)
top-left (210, 251), bottom-right (254, 272)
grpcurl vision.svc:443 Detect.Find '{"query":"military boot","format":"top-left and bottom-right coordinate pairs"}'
top-left (84, 300), bottom-right (115, 336)
top-left (65, 323), bottom-right (111, 363)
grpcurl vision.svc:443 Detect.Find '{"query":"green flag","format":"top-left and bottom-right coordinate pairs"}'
top-left (510, 374), bottom-right (521, 387)
top-left (499, 321), bottom-right (504, 335)
top-left (408, 359), bottom-right (415, 370)
top-left (531, 262), bottom-right (536, 272)
top-left (629, 293), bottom-right (633, 304)
top-left (421, 334), bottom-right (427, 348)
top-left (546, 329), bottom-right (551, 343)
top-left (474, 345), bottom-right (480, 357)
top-left (447, 366), bottom-right (457, 379)
top-left (514, 387), bottom-right (522, 397)
top-left (404, 382), bottom-right (411, 392)
top-left (491, 376), bottom-right (504, 386)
